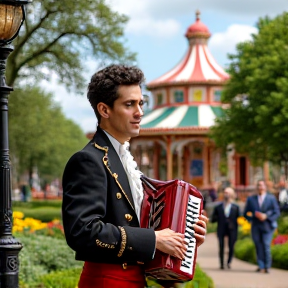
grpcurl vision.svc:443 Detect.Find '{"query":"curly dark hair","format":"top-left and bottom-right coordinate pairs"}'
top-left (87, 64), bottom-right (145, 123)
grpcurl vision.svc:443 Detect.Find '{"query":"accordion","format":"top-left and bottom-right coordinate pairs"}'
top-left (140, 176), bottom-right (203, 282)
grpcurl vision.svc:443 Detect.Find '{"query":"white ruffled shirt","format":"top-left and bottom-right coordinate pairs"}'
top-left (103, 130), bottom-right (143, 221)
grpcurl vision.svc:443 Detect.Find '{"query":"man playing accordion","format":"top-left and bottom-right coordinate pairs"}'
top-left (62, 64), bottom-right (208, 288)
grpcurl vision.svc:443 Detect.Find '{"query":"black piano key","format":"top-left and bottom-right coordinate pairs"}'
top-left (181, 262), bottom-right (190, 269)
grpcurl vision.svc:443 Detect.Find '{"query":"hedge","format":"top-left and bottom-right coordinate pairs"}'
top-left (234, 236), bottom-right (288, 270)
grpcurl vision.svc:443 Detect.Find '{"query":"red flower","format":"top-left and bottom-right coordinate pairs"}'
top-left (272, 235), bottom-right (288, 245)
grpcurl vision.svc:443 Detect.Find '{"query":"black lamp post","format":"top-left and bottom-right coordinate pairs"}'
top-left (0, 1), bottom-right (30, 287)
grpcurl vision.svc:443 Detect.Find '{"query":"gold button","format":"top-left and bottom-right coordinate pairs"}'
top-left (116, 193), bottom-right (122, 199)
top-left (122, 263), bottom-right (127, 269)
top-left (137, 261), bottom-right (144, 265)
top-left (125, 214), bottom-right (133, 221)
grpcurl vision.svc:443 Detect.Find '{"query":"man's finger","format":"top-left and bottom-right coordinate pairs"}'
top-left (193, 223), bottom-right (206, 236)
top-left (199, 214), bottom-right (209, 224)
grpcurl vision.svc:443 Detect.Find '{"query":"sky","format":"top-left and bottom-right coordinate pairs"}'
top-left (42, 0), bottom-right (288, 134)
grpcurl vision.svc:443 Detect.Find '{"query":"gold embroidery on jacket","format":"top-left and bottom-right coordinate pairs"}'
top-left (96, 239), bottom-right (116, 249)
top-left (117, 226), bottom-right (127, 257)
top-left (94, 143), bottom-right (135, 211)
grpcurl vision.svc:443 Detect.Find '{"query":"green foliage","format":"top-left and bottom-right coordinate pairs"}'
top-left (13, 200), bottom-right (62, 222)
top-left (25, 268), bottom-right (82, 288)
top-left (16, 233), bottom-right (82, 286)
top-left (147, 264), bottom-right (214, 288)
top-left (210, 12), bottom-right (288, 169)
top-left (234, 237), bottom-right (257, 264)
top-left (271, 243), bottom-right (288, 269)
top-left (207, 222), bottom-right (217, 234)
top-left (9, 86), bottom-right (88, 183)
top-left (277, 213), bottom-right (288, 234)
top-left (7, 0), bottom-right (136, 91)
top-left (235, 233), bottom-right (288, 270)
top-left (13, 200), bottom-right (62, 209)
top-left (14, 206), bottom-right (61, 222)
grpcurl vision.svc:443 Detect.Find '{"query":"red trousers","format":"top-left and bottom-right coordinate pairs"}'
top-left (78, 261), bottom-right (146, 288)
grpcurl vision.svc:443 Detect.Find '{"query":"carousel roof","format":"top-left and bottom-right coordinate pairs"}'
top-left (140, 104), bottom-right (222, 133)
top-left (147, 11), bottom-right (229, 88)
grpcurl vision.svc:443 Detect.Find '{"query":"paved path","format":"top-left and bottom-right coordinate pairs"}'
top-left (197, 233), bottom-right (288, 288)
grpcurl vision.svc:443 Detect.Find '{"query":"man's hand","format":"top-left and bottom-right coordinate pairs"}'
top-left (155, 213), bottom-right (208, 260)
top-left (194, 213), bottom-right (208, 247)
top-left (155, 228), bottom-right (187, 260)
top-left (254, 211), bottom-right (267, 221)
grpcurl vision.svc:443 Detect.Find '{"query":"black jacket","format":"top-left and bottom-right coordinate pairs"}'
top-left (211, 202), bottom-right (240, 240)
top-left (62, 128), bottom-right (155, 264)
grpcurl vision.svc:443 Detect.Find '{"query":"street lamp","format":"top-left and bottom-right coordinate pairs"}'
top-left (0, 1), bottom-right (30, 287)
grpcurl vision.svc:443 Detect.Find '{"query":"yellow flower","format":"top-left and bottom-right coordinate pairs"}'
top-left (13, 211), bottom-right (24, 219)
top-left (237, 216), bottom-right (246, 225)
top-left (52, 219), bottom-right (60, 224)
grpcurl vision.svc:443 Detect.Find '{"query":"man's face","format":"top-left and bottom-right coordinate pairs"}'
top-left (224, 188), bottom-right (232, 200)
top-left (104, 84), bottom-right (144, 143)
top-left (257, 181), bottom-right (266, 194)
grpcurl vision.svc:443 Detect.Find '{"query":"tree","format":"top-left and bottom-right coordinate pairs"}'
top-left (7, 0), bottom-right (136, 91)
top-left (8, 86), bottom-right (88, 187)
top-left (210, 12), bottom-right (288, 176)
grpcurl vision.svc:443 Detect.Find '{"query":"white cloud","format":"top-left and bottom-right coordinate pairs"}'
top-left (108, 0), bottom-right (181, 38)
top-left (126, 18), bottom-right (180, 38)
top-left (110, 0), bottom-right (288, 19)
top-left (107, 0), bottom-right (288, 40)
top-left (209, 24), bottom-right (258, 66)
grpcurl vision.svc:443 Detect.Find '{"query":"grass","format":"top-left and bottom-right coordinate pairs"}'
top-left (13, 200), bottom-right (62, 222)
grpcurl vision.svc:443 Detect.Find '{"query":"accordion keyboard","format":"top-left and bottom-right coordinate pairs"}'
top-left (180, 194), bottom-right (201, 274)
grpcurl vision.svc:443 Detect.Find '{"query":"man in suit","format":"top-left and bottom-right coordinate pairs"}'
top-left (244, 180), bottom-right (280, 273)
top-left (62, 64), bottom-right (208, 288)
top-left (212, 187), bottom-right (240, 269)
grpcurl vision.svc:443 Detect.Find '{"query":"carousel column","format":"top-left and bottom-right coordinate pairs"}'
top-left (176, 145), bottom-right (183, 180)
top-left (166, 136), bottom-right (173, 180)
top-left (153, 142), bottom-right (160, 179)
top-left (263, 161), bottom-right (270, 182)
top-left (203, 142), bottom-right (209, 186)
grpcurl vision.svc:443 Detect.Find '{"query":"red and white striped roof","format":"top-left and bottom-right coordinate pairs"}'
top-left (147, 11), bottom-right (229, 88)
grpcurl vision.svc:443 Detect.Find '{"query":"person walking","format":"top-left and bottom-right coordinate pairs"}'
top-left (61, 64), bottom-right (208, 288)
top-left (211, 187), bottom-right (240, 269)
top-left (243, 180), bottom-right (280, 273)
top-left (278, 181), bottom-right (288, 212)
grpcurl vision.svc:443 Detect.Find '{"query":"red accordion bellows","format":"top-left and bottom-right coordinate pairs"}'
top-left (140, 177), bottom-right (203, 282)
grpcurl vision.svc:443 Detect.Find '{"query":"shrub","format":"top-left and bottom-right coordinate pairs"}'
top-left (207, 222), bottom-right (217, 234)
top-left (277, 214), bottom-right (288, 234)
top-left (13, 200), bottom-right (62, 222)
top-left (271, 243), bottom-right (288, 269)
top-left (16, 233), bottom-right (82, 286)
top-left (29, 268), bottom-right (82, 288)
top-left (234, 237), bottom-right (256, 264)
top-left (235, 236), bottom-right (288, 270)
top-left (146, 264), bottom-right (214, 288)
top-left (13, 200), bottom-right (62, 208)
top-left (13, 206), bottom-right (62, 222)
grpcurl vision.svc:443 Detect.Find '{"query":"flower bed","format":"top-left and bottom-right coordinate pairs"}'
top-left (13, 211), bottom-right (214, 288)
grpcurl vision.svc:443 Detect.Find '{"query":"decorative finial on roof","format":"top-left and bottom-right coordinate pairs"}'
top-left (196, 10), bottom-right (200, 20)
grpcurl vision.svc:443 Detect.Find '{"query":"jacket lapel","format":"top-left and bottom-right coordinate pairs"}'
top-left (229, 204), bottom-right (235, 218)
top-left (253, 195), bottom-right (260, 210)
top-left (93, 128), bottom-right (135, 211)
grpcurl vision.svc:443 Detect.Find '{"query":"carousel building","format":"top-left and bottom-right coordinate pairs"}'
top-left (130, 11), bottom-right (229, 190)
top-left (87, 12), bottom-right (266, 195)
